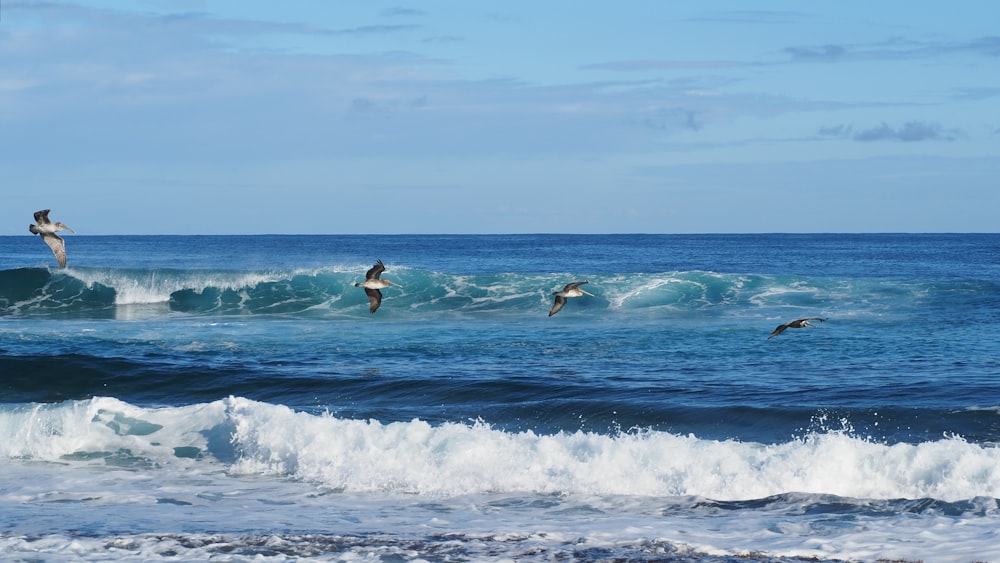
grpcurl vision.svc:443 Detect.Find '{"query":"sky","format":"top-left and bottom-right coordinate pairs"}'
top-left (1, 1), bottom-right (998, 234)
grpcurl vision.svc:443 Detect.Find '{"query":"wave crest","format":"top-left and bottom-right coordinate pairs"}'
top-left (1, 266), bottom-right (994, 319)
top-left (2, 397), bottom-right (998, 502)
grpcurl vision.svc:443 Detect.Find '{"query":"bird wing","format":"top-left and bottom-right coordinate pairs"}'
top-left (365, 260), bottom-right (386, 280)
top-left (767, 323), bottom-right (790, 339)
top-left (548, 295), bottom-right (567, 316)
top-left (564, 281), bottom-right (588, 291)
top-left (33, 209), bottom-right (51, 225)
top-left (41, 233), bottom-right (67, 268)
top-left (364, 287), bottom-right (383, 313)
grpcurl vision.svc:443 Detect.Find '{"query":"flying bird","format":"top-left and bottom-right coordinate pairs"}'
top-left (548, 281), bottom-right (593, 316)
top-left (354, 259), bottom-right (402, 313)
top-left (768, 317), bottom-right (828, 339)
top-left (28, 209), bottom-right (76, 268)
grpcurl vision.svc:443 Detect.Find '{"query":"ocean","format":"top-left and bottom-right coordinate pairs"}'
top-left (1, 233), bottom-right (998, 562)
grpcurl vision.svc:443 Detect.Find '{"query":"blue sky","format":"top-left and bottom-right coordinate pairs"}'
top-left (1, 1), bottom-right (998, 234)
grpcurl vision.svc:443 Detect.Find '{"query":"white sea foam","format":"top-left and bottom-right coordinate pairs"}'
top-left (64, 268), bottom-right (292, 305)
top-left (0, 398), bottom-right (226, 462)
top-left (1, 400), bottom-right (999, 561)
top-left (604, 274), bottom-right (685, 310)
top-left (3, 397), bottom-right (998, 503)
top-left (229, 401), bottom-right (1000, 501)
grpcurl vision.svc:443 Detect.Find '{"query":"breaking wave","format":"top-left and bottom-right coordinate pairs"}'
top-left (2, 396), bottom-right (998, 502)
top-left (2, 266), bottom-right (992, 319)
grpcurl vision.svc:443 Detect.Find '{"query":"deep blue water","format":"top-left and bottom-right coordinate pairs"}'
top-left (1, 234), bottom-right (999, 561)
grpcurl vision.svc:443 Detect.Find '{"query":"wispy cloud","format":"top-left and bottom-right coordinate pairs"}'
top-left (855, 122), bottom-right (947, 142)
top-left (818, 124), bottom-right (852, 137)
top-left (783, 36), bottom-right (1000, 64)
top-left (641, 108), bottom-right (703, 132)
top-left (0, 3), bottom-right (985, 165)
top-left (485, 12), bottom-right (522, 23)
top-left (821, 121), bottom-right (959, 142)
top-left (581, 60), bottom-right (754, 72)
top-left (684, 10), bottom-right (815, 25)
top-left (602, 11), bottom-right (997, 71)
top-left (961, 36), bottom-right (1000, 57)
top-left (587, 35), bottom-right (1000, 73)
top-left (783, 45), bottom-right (847, 62)
top-left (381, 6), bottom-right (426, 18)
top-left (336, 24), bottom-right (419, 36)
top-left (950, 86), bottom-right (1000, 101)
top-left (7, 1), bottom-right (417, 41)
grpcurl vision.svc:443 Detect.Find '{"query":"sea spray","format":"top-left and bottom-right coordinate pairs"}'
top-left (3, 397), bottom-right (997, 502)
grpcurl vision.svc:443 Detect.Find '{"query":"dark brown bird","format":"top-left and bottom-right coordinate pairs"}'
top-left (354, 259), bottom-right (402, 313)
top-left (768, 317), bottom-right (828, 339)
top-left (548, 281), bottom-right (593, 316)
top-left (28, 209), bottom-right (75, 268)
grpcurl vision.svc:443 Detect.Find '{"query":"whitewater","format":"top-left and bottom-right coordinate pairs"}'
top-left (1, 233), bottom-right (999, 561)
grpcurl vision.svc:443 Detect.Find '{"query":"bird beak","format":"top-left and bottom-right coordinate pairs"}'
top-left (386, 279), bottom-right (403, 288)
top-left (581, 290), bottom-right (594, 296)
top-left (64, 225), bottom-right (76, 233)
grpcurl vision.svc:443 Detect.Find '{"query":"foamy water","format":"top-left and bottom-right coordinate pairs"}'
top-left (1, 396), bottom-right (998, 561)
